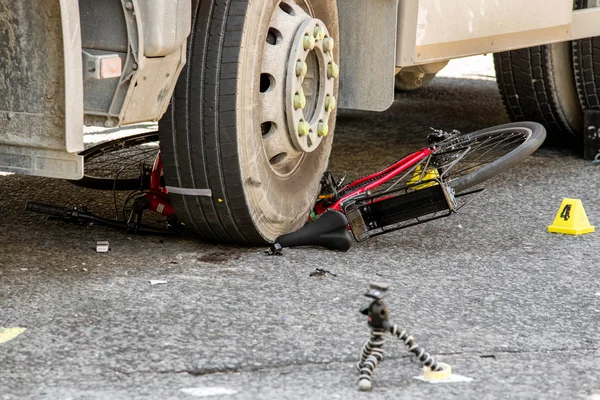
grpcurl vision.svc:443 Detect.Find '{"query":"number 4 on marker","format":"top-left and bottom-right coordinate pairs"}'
top-left (560, 204), bottom-right (572, 221)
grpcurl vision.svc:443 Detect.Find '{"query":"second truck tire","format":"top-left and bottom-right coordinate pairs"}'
top-left (493, 44), bottom-right (583, 147)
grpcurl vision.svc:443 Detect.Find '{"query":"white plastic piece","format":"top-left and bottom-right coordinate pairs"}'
top-left (96, 241), bottom-right (110, 253)
top-left (149, 280), bottom-right (168, 285)
top-left (180, 387), bottom-right (238, 397)
top-left (413, 373), bottom-right (473, 384)
top-left (165, 186), bottom-right (212, 197)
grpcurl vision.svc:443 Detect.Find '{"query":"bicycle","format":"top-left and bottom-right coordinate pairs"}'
top-left (28, 122), bottom-right (545, 241)
top-left (28, 132), bottom-right (179, 235)
top-left (268, 121), bottom-right (546, 252)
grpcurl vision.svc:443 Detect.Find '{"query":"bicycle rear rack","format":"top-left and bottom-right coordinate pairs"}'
top-left (345, 181), bottom-right (457, 241)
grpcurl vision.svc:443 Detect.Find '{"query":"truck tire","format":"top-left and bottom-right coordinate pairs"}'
top-left (158, 0), bottom-right (340, 244)
top-left (572, 0), bottom-right (600, 110)
top-left (493, 44), bottom-right (583, 146)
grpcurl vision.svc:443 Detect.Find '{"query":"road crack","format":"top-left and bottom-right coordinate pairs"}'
top-left (110, 347), bottom-right (600, 377)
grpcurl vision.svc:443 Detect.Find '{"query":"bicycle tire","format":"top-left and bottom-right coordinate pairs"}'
top-left (440, 122), bottom-right (546, 193)
top-left (69, 132), bottom-right (160, 191)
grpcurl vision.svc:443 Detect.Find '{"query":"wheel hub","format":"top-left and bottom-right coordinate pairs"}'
top-left (285, 18), bottom-right (337, 153)
top-left (259, 2), bottom-right (339, 175)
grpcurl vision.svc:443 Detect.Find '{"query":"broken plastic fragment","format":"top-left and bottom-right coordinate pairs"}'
top-left (96, 241), bottom-right (110, 253)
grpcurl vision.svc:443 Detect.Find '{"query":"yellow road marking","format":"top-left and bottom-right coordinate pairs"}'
top-left (0, 327), bottom-right (27, 344)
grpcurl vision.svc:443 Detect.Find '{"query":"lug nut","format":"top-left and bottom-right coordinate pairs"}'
top-left (314, 26), bottom-right (325, 41)
top-left (294, 91), bottom-right (306, 110)
top-left (303, 34), bottom-right (316, 50)
top-left (317, 121), bottom-right (329, 137)
top-left (296, 60), bottom-right (308, 77)
top-left (323, 37), bottom-right (335, 52)
top-left (327, 62), bottom-right (339, 79)
top-left (324, 95), bottom-right (336, 112)
top-left (298, 120), bottom-right (310, 136)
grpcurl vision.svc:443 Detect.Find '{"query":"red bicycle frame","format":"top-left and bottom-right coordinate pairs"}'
top-left (318, 148), bottom-right (432, 213)
top-left (143, 152), bottom-right (175, 217)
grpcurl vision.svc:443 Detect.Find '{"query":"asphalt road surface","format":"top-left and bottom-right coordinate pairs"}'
top-left (2, 56), bottom-right (600, 400)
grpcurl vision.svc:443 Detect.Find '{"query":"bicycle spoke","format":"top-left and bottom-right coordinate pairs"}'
top-left (434, 130), bottom-right (529, 181)
top-left (84, 142), bottom-right (159, 180)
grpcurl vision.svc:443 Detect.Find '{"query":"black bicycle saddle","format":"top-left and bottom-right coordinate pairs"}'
top-left (268, 210), bottom-right (353, 253)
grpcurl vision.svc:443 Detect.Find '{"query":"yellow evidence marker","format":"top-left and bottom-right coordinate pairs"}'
top-left (548, 198), bottom-right (595, 235)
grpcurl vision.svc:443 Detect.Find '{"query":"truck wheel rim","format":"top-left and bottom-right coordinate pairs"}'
top-left (259, 1), bottom-right (338, 176)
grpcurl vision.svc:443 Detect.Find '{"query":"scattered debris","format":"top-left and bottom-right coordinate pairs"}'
top-left (265, 242), bottom-right (283, 256)
top-left (82, 268), bottom-right (88, 272)
top-left (309, 268), bottom-right (336, 277)
top-left (96, 241), bottom-right (110, 253)
top-left (149, 280), bottom-right (168, 285)
top-left (479, 354), bottom-right (496, 359)
top-left (0, 327), bottom-right (27, 345)
top-left (180, 387), bottom-right (238, 397)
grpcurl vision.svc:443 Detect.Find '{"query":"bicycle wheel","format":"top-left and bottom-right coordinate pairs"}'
top-left (435, 121), bottom-right (546, 193)
top-left (70, 132), bottom-right (160, 191)
top-left (337, 122), bottom-right (545, 202)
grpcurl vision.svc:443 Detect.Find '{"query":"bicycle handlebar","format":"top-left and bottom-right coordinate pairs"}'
top-left (25, 201), bottom-right (68, 218)
top-left (25, 201), bottom-right (179, 236)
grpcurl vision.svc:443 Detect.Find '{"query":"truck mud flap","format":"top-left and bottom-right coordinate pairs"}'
top-left (338, 0), bottom-right (399, 112)
top-left (0, 0), bottom-right (83, 179)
